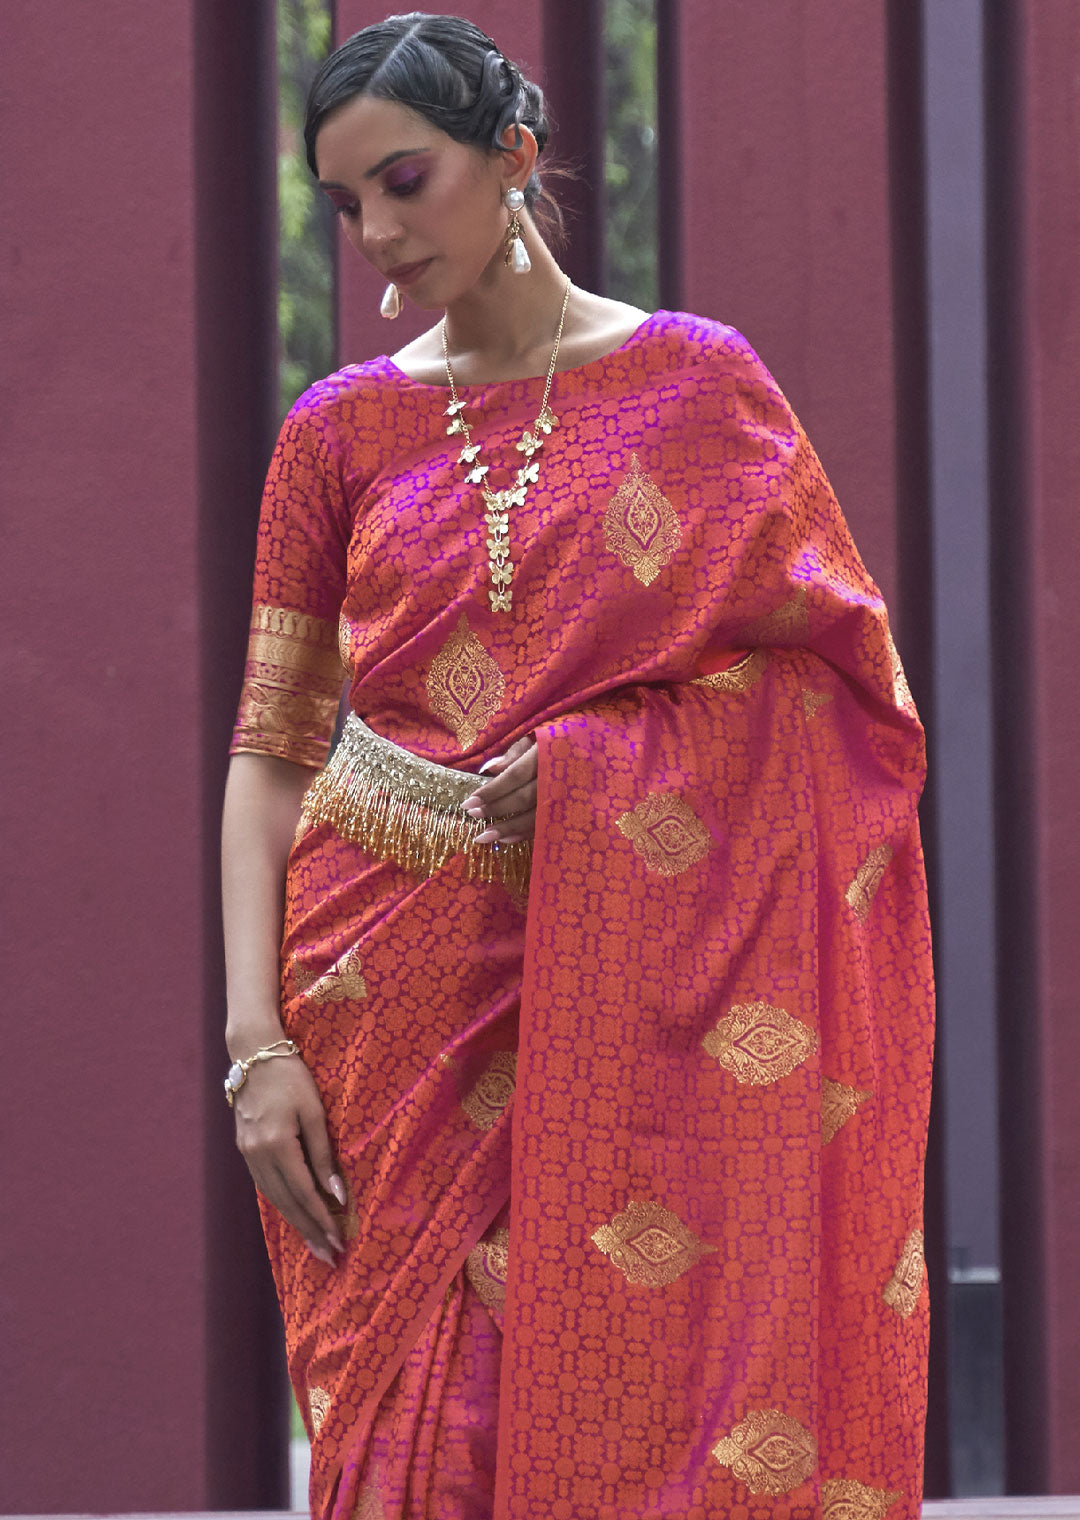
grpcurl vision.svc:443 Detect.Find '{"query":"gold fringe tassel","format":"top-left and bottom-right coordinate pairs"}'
top-left (301, 714), bottom-right (532, 898)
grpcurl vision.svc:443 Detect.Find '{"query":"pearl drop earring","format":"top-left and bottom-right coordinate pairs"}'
top-left (380, 283), bottom-right (403, 320)
top-left (503, 188), bottom-right (531, 274)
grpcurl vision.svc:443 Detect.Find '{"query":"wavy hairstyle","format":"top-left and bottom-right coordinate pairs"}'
top-left (303, 12), bottom-right (565, 245)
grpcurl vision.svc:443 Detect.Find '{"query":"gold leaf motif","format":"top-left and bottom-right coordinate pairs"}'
top-left (464, 1225), bottom-right (510, 1314)
top-left (289, 951), bottom-right (319, 993)
top-left (308, 1385), bottom-right (331, 1436)
top-left (591, 1198), bottom-right (715, 1287)
top-left (426, 613), bottom-right (505, 749)
top-left (740, 585), bottom-right (810, 644)
top-left (883, 1230), bottom-right (925, 1318)
top-left (603, 454), bottom-right (683, 585)
top-left (846, 844), bottom-right (894, 921)
top-left (711, 1408), bottom-right (817, 1494)
top-left (802, 687), bottom-right (834, 720)
top-left (615, 790), bottom-right (712, 877)
top-left (702, 1001), bottom-right (818, 1086)
top-left (886, 630), bottom-right (914, 710)
top-left (822, 1078), bottom-right (872, 1144)
top-left (822, 1478), bottom-right (902, 1520)
top-left (692, 648), bottom-right (769, 694)
top-left (462, 1050), bottom-right (517, 1131)
top-left (299, 943), bottom-right (367, 1004)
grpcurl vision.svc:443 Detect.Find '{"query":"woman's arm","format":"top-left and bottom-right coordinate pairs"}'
top-left (221, 753), bottom-right (344, 1266)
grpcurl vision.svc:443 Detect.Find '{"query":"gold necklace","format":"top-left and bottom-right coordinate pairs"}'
top-left (441, 278), bottom-right (572, 613)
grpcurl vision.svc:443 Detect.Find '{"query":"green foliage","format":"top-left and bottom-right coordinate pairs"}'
top-left (277, 0), bottom-right (335, 420)
top-left (604, 0), bottom-right (658, 310)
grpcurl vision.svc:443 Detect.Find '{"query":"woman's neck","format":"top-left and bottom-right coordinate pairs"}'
top-left (440, 230), bottom-right (572, 379)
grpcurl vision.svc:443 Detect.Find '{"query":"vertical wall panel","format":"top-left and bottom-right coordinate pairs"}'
top-left (0, 1), bottom-right (280, 1509)
top-left (660, 0), bottom-right (902, 611)
top-left (989, 0), bottom-right (1080, 1493)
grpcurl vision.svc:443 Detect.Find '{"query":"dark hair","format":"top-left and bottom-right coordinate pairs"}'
top-left (304, 12), bottom-right (564, 243)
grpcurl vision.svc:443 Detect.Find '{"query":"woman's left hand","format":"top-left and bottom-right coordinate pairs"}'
top-left (462, 734), bottom-right (538, 844)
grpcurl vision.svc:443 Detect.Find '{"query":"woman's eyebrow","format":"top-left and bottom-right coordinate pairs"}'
top-left (317, 148), bottom-right (428, 191)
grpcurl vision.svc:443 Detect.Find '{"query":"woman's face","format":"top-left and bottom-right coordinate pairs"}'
top-left (315, 94), bottom-right (518, 308)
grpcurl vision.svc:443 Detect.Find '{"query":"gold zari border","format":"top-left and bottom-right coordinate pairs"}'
top-left (301, 713), bottom-right (531, 896)
top-left (691, 647), bottom-right (768, 694)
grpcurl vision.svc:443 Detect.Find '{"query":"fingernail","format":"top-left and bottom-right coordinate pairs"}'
top-left (461, 799), bottom-right (482, 815)
top-left (328, 1233), bottom-right (344, 1254)
top-left (478, 757), bottom-right (501, 774)
top-left (309, 1243), bottom-right (335, 1266)
top-left (475, 828), bottom-right (499, 845)
top-left (328, 1174), bottom-right (347, 1206)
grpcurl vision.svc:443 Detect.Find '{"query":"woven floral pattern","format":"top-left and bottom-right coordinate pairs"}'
top-left (235, 313), bottom-right (933, 1520)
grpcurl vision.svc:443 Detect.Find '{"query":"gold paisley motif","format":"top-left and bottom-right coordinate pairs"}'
top-left (591, 1198), bottom-right (715, 1287)
top-left (461, 1050), bottom-right (517, 1131)
top-left (711, 1408), bottom-right (817, 1494)
top-left (822, 1478), bottom-right (902, 1520)
top-left (615, 790), bottom-right (712, 876)
top-left (740, 585), bottom-right (810, 645)
top-left (822, 1078), bottom-right (873, 1144)
top-left (846, 844), bottom-right (894, 921)
top-left (692, 647), bottom-right (769, 694)
top-left (464, 1225), bottom-right (510, 1314)
top-left (308, 1385), bottom-right (331, 1437)
top-left (298, 943), bottom-right (367, 1003)
top-left (603, 454), bottom-right (683, 585)
top-left (802, 687), bottom-right (834, 719)
top-left (426, 613), bottom-right (505, 748)
top-left (883, 1229), bottom-right (926, 1318)
top-left (702, 1001), bottom-right (818, 1086)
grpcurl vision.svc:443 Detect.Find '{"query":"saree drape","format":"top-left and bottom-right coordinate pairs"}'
top-left (231, 311), bottom-right (934, 1520)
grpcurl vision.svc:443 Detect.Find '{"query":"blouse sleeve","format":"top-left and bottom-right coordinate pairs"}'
top-left (230, 385), bottom-right (352, 769)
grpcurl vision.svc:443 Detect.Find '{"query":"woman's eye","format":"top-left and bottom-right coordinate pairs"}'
top-left (334, 202), bottom-right (360, 220)
top-left (386, 173), bottom-right (425, 198)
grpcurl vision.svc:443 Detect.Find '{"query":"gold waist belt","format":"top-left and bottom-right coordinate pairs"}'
top-left (301, 713), bottom-right (532, 895)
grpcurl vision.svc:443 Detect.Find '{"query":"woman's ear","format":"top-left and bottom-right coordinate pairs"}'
top-left (498, 122), bottom-right (539, 192)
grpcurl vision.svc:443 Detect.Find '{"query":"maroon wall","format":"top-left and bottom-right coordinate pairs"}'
top-left (0, 2), bottom-right (284, 1510)
top-left (991, 0), bottom-right (1080, 1492)
top-left (660, 0), bottom-right (905, 613)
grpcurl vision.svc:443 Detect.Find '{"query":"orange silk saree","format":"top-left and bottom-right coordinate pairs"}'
top-left (230, 311), bottom-right (934, 1520)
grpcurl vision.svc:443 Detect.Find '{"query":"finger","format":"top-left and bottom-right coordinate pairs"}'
top-left (245, 1159), bottom-right (335, 1265)
top-left (298, 1098), bottom-right (342, 1209)
top-left (471, 772), bottom-right (537, 820)
top-left (272, 1173), bottom-right (337, 1265)
top-left (251, 1119), bottom-right (343, 1254)
top-left (474, 740), bottom-right (530, 783)
top-left (476, 807), bottom-right (536, 845)
top-left (466, 745), bottom-right (538, 812)
top-left (275, 1151), bottom-right (344, 1257)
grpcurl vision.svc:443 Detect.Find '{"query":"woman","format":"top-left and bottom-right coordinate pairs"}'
top-left (222, 13), bottom-right (934, 1520)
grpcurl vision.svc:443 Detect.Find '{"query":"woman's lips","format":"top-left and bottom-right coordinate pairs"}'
top-left (385, 258), bottom-right (432, 287)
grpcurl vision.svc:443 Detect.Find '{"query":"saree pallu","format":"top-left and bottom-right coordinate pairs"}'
top-left (231, 311), bottom-right (934, 1520)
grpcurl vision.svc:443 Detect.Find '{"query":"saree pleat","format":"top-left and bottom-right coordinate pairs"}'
top-left (232, 310), bottom-right (934, 1519)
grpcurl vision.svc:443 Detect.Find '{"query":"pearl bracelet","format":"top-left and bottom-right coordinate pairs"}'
top-left (224, 1038), bottom-right (300, 1107)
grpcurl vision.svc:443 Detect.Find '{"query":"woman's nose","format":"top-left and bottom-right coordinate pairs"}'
top-left (362, 206), bottom-right (405, 259)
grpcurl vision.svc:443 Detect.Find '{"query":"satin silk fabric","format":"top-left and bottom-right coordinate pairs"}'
top-left (232, 311), bottom-right (934, 1519)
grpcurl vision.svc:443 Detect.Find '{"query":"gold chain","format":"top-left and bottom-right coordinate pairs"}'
top-left (441, 278), bottom-right (573, 613)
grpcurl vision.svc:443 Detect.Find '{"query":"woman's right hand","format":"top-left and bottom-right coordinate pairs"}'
top-left (232, 1052), bottom-right (346, 1266)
